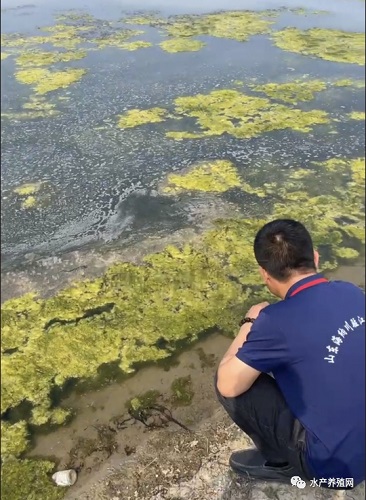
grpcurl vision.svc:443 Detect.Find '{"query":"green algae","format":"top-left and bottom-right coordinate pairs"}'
top-left (163, 160), bottom-right (242, 194)
top-left (22, 196), bottom-right (38, 209)
top-left (14, 182), bottom-right (42, 196)
top-left (30, 406), bottom-right (72, 426)
top-left (124, 11), bottom-right (275, 42)
top-left (15, 68), bottom-right (86, 94)
top-left (118, 41), bottom-right (152, 51)
top-left (123, 15), bottom-right (166, 26)
top-left (1, 421), bottom-right (29, 457)
top-left (159, 38), bottom-right (205, 53)
top-left (117, 78), bottom-right (363, 138)
top-left (1, 459), bottom-right (65, 500)
top-left (334, 247), bottom-right (360, 259)
top-left (272, 28), bottom-right (365, 65)
top-left (55, 12), bottom-right (96, 23)
top-left (166, 89), bottom-right (329, 140)
top-left (90, 30), bottom-right (144, 49)
top-left (162, 159), bottom-right (266, 197)
top-left (348, 111), bottom-right (365, 120)
top-left (170, 376), bottom-right (194, 406)
top-left (333, 79), bottom-right (365, 88)
top-left (1, 52), bottom-right (10, 60)
top-left (126, 390), bottom-right (161, 414)
top-left (15, 49), bottom-right (87, 67)
top-left (22, 96), bottom-right (59, 116)
top-left (249, 79), bottom-right (327, 104)
top-left (117, 107), bottom-right (168, 129)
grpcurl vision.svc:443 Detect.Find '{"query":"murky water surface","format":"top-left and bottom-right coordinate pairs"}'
top-left (1, 0), bottom-right (365, 271)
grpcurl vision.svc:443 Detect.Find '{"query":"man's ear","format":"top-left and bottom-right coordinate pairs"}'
top-left (314, 250), bottom-right (320, 270)
top-left (259, 267), bottom-right (269, 282)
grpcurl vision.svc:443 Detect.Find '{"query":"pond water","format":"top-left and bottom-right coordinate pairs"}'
top-left (1, 0), bottom-right (365, 271)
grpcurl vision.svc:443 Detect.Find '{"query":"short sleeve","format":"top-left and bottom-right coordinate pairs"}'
top-left (236, 310), bottom-right (288, 373)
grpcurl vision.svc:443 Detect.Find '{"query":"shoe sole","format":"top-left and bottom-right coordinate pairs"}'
top-left (231, 467), bottom-right (294, 484)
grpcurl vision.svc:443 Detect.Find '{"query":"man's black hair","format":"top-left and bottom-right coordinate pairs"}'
top-left (254, 219), bottom-right (316, 281)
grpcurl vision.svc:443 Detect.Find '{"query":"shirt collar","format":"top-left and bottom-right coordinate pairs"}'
top-left (285, 273), bottom-right (325, 300)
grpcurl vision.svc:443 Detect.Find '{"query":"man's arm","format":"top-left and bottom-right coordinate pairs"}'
top-left (217, 302), bottom-right (269, 398)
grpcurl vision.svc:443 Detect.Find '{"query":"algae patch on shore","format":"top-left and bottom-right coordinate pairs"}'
top-left (1, 459), bottom-right (64, 500)
top-left (272, 28), bottom-right (365, 65)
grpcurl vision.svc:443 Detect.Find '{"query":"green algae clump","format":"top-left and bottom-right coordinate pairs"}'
top-left (15, 49), bottom-right (87, 67)
top-left (249, 79), bottom-right (327, 104)
top-left (118, 41), bottom-right (152, 51)
top-left (159, 38), bottom-right (206, 53)
top-left (1, 459), bottom-right (64, 500)
top-left (132, 11), bottom-right (275, 42)
top-left (90, 30), bottom-right (144, 49)
top-left (1, 52), bottom-right (10, 60)
top-left (348, 111), bottom-right (365, 120)
top-left (1, 421), bottom-right (29, 457)
top-left (22, 196), bottom-right (37, 209)
top-left (166, 89), bottom-right (329, 140)
top-left (333, 79), bottom-right (365, 88)
top-left (334, 247), bottom-right (360, 259)
top-left (15, 68), bottom-right (86, 94)
top-left (272, 28), bottom-right (365, 65)
top-left (117, 107), bottom-right (168, 129)
top-left (13, 182), bottom-right (42, 196)
top-left (171, 376), bottom-right (194, 406)
top-left (163, 160), bottom-right (242, 194)
top-left (126, 390), bottom-right (161, 414)
top-left (13, 181), bottom-right (46, 207)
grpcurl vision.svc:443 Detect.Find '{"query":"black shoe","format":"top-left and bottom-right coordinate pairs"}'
top-left (229, 449), bottom-right (297, 484)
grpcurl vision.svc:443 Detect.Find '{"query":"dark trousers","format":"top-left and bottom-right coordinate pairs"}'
top-left (215, 372), bottom-right (313, 480)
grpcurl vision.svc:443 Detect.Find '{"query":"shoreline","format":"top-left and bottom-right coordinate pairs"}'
top-left (19, 262), bottom-right (364, 499)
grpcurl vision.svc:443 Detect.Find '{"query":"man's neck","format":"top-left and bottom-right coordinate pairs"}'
top-left (278, 271), bottom-right (318, 300)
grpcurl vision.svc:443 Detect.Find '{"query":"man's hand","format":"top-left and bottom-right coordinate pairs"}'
top-left (245, 302), bottom-right (270, 320)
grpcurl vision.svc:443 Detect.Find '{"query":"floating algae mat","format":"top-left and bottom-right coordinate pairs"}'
top-left (116, 79), bottom-right (365, 140)
top-left (1, 1), bottom-right (365, 497)
top-left (272, 28), bottom-right (365, 65)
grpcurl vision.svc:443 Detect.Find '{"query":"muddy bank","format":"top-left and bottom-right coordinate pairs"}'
top-left (66, 409), bottom-right (365, 500)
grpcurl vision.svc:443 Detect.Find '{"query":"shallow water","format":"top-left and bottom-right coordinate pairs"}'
top-left (1, 0), bottom-right (365, 271)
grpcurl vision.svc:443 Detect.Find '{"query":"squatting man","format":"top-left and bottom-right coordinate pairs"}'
top-left (216, 219), bottom-right (365, 488)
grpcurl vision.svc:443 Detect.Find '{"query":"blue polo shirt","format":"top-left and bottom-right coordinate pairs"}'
top-left (236, 273), bottom-right (365, 486)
